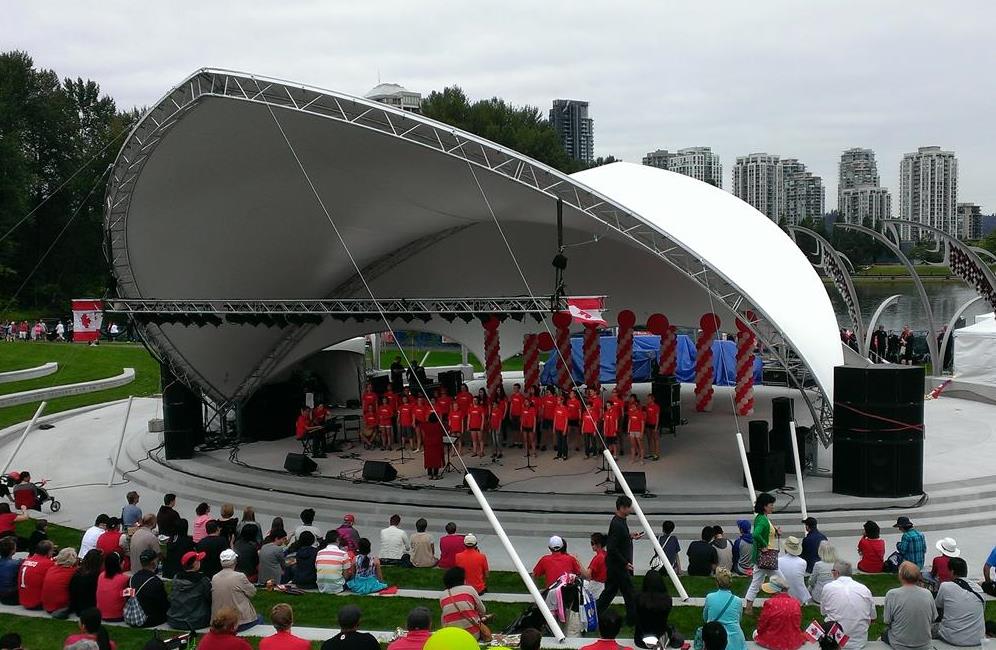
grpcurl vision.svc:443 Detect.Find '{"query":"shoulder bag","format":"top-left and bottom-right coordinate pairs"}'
top-left (445, 587), bottom-right (493, 642)
top-left (757, 528), bottom-right (780, 571)
top-left (123, 575), bottom-right (154, 627)
top-left (693, 593), bottom-right (735, 650)
top-left (953, 578), bottom-right (985, 603)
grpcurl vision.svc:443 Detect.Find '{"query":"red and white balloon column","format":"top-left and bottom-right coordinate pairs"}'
top-left (552, 311), bottom-right (573, 392)
top-left (483, 317), bottom-right (503, 400)
top-left (523, 333), bottom-right (541, 389)
top-left (735, 312), bottom-right (757, 416)
top-left (695, 313), bottom-right (720, 412)
top-left (583, 324), bottom-right (601, 390)
top-left (615, 309), bottom-right (636, 398)
top-left (647, 313), bottom-right (677, 376)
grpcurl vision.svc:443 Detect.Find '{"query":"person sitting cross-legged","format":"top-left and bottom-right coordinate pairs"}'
top-left (321, 604), bottom-right (380, 650)
top-left (882, 561), bottom-right (936, 649)
top-left (933, 556), bottom-right (985, 646)
top-left (259, 603), bottom-right (310, 650)
top-left (387, 606), bottom-right (433, 650)
top-left (819, 560), bottom-right (875, 650)
top-left (580, 608), bottom-right (627, 650)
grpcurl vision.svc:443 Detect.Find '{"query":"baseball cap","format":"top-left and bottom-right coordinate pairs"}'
top-left (548, 535), bottom-right (564, 550)
top-left (139, 549), bottom-right (159, 564)
top-left (181, 551), bottom-right (206, 568)
top-left (343, 514), bottom-right (355, 524)
top-left (220, 549), bottom-right (238, 563)
top-left (464, 533), bottom-right (477, 547)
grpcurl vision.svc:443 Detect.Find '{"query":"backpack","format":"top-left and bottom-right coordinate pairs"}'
top-left (123, 575), bottom-right (154, 627)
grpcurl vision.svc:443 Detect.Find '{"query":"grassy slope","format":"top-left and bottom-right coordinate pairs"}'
top-left (378, 349), bottom-right (549, 372)
top-left (0, 342), bottom-right (160, 430)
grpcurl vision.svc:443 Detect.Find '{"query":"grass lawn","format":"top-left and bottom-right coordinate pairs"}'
top-left (0, 342), bottom-right (160, 430)
top-left (378, 349), bottom-right (548, 373)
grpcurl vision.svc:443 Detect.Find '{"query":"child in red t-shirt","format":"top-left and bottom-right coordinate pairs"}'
top-left (602, 402), bottom-right (619, 458)
top-left (489, 395), bottom-right (506, 461)
top-left (553, 395), bottom-right (570, 460)
top-left (508, 384), bottom-right (524, 443)
top-left (627, 396), bottom-right (645, 464)
top-left (434, 388), bottom-right (452, 418)
top-left (377, 398), bottom-right (394, 450)
top-left (398, 396), bottom-right (416, 452)
top-left (540, 387), bottom-right (558, 452)
top-left (446, 407), bottom-right (464, 454)
top-left (581, 404), bottom-right (598, 458)
top-left (519, 397), bottom-right (538, 457)
top-left (566, 392), bottom-right (582, 454)
top-left (645, 394), bottom-right (661, 461)
top-left (468, 397), bottom-right (486, 457)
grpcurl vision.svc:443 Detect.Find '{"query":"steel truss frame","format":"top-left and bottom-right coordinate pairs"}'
top-left (103, 69), bottom-right (831, 441)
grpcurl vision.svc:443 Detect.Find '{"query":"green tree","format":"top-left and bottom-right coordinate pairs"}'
top-left (980, 229), bottom-right (996, 255)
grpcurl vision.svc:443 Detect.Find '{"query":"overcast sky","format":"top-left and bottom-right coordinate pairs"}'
top-left (6, 1), bottom-right (995, 212)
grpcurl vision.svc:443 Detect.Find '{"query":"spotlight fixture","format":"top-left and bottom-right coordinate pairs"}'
top-left (552, 252), bottom-right (568, 270)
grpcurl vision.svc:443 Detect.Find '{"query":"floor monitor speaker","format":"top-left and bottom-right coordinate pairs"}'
top-left (745, 451), bottom-right (785, 492)
top-left (614, 471), bottom-right (647, 495)
top-left (362, 460), bottom-right (398, 482)
top-left (164, 429), bottom-right (195, 460)
top-left (464, 467), bottom-right (500, 491)
top-left (284, 453), bottom-right (318, 475)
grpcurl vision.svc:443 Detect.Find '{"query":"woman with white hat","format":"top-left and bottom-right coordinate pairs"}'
top-left (925, 537), bottom-right (960, 589)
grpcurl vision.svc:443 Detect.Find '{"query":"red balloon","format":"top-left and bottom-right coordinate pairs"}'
top-left (483, 316), bottom-right (500, 331)
top-left (537, 332), bottom-right (555, 351)
top-left (617, 309), bottom-right (636, 329)
top-left (699, 313), bottom-right (721, 333)
top-left (646, 313), bottom-right (669, 335)
top-left (552, 311), bottom-right (573, 329)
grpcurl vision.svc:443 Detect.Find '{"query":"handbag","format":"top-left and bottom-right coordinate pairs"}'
top-left (123, 575), bottom-right (153, 627)
top-left (693, 593), bottom-right (735, 650)
top-left (446, 588), bottom-right (493, 642)
top-left (757, 548), bottom-right (779, 571)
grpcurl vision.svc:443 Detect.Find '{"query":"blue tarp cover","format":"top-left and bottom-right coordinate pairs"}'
top-left (539, 334), bottom-right (763, 386)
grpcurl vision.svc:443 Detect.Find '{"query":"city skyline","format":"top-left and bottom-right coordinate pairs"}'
top-left (5, 1), bottom-right (995, 212)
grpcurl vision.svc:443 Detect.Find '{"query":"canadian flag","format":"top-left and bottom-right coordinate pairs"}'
top-left (72, 299), bottom-right (104, 343)
top-left (567, 297), bottom-right (607, 326)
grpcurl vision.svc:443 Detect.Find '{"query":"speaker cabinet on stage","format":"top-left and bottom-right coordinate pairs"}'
top-left (164, 430), bottom-right (195, 460)
top-left (769, 397), bottom-right (795, 471)
top-left (284, 453), bottom-right (318, 475)
top-left (745, 451), bottom-right (786, 492)
top-left (464, 467), bottom-right (500, 491)
top-left (614, 471), bottom-right (647, 494)
top-left (748, 420), bottom-right (770, 454)
top-left (438, 370), bottom-right (463, 398)
top-left (362, 460), bottom-right (398, 482)
top-left (161, 364), bottom-right (204, 458)
top-left (652, 377), bottom-right (681, 430)
top-left (832, 365), bottom-right (925, 498)
top-left (239, 382), bottom-right (300, 442)
top-left (370, 374), bottom-right (390, 395)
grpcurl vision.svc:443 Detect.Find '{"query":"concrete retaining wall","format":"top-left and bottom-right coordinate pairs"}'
top-left (0, 362), bottom-right (58, 384)
top-left (0, 368), bottom-right (135, 408)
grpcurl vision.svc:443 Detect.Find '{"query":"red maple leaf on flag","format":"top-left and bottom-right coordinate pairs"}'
top-left (81, 313), bottom-right (92, 329)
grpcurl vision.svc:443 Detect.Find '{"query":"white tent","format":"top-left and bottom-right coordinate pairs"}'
top-left (953, 318), bottom-right (996, 387)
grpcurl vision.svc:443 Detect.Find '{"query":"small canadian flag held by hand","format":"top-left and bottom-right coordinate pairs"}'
top-left (805, 620), bottom-right (825, 642)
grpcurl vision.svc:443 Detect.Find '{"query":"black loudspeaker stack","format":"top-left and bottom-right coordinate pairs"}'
top-left (651, 377), bottom-right (681, 430)
top-left (748, 420), bottom-right (770, 454)
top-left (614, 471), bottom-right (647, 494)
top-left (464, 467), bottom-right (500, 491)
top-left (832, 365), bottom-right (925, 498)
top-left (162, 364), bottom-right (203, 460)
top-left (284, 453), bottom-right (318, 475)
top-left (743, 419), bottom-right (785, 491)
top-left (770, 396), bottom-right (800, 473)
top-left (438, 370), bottom-right (463, 398)
top-left (370, 374), bottom-right (390, 395)
top-left (362, 460), bottom-right (398, 482)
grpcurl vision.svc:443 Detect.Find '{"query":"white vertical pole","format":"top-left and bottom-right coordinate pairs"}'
top-left (789, 421), bottom-right (808, 520)
top-left (602, 450), bottom-right (689, 601)
top-left (2, 401), bottom-right (47, 475)
top-left (736, 432), bottom-right (757, 505)
top-left (107, 396), bottom-right (134, 487)
top-left (464, 473), bottom-right (565, 641)
top-left (461, 344), bottom-right (468, 366)
top-left (372, 333), bottom-right (381, 370)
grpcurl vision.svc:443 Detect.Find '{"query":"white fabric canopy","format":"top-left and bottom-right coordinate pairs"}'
top-left (953, 318), bottom-right (996, 387)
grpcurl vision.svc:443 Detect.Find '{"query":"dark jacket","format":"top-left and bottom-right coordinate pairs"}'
top-left (233, 540), bottom-right (260, 579)
top-left (156, 506), bottom-right (181, 538)
top-left (292, 545), bottom-right (318, 589)
top-left (164, 535), bottom-right (196, 580)
top-left (166, 570), bottom-right (212, 631)
top-left (197, 534), bottom-right (230, 579)
top-left (68, 570), bottom-right (98, 614)
top-left (131, 569), bottom-right (169, 627)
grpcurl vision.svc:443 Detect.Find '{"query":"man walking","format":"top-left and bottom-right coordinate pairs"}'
top-left (595, 495), bottom-right (644, 625)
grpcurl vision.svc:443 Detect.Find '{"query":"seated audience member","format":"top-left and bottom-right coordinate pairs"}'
top-left (808, 541), bottom-right (837, 604)
top-left (121, 491), bottom-right (142, 528)
top-left (519, 628), bottom-right (542, 650)
top-left (335, 513), bottom-right (360, 553)
top-left (316, 530), bottom-right (351, 594)
top-left (42, 547), bottom-right (78, 615)
top-left (438, 522), bottom-right (463, 569)
top-left (321, 604), bottom-right (380, 650)
top-left (19, 539), bottom-right (55, 610)
top-left (585, 532), bottom-right (608, 598)
top-left (216, 503), bottom-right (239, 544)
top-left (129, 514), bottom-right (160, 572)
top-left (711, 526), bottom-right (734, 573)
top-left (819, 560), bottom-right (875, 650)
top-left (164, 518), bottom-right (195, 579)
top-left (801, 516), bottom-right (828, 573)
top-left (754, 575), bottom-right (806, 650)
top-left (260, 603), bottom-right (310, 650)
top-left (267, 517), bottom-right (285, 541)
top-left (237, 507), bottom-right (263, 547)
top-left (656, 520), bottom-right (681, 574)
top-left (580, 608), bottom-right (626, 650)
top-left (440, 566), bottom-right (489, 640)
top-left (857, 520), bottom-right (885, 574)
top-left (388, 606), bottom-right (433, 650)
top-left (686, 526), bottom-right (719, 576)
top-left (934, 556), bottom-right (985, 646)
top-left (983, 539), bottom-right (996, 597)
top-left (532, 535), bottom-right (581, 588)
top-left (702, 567), bottom-right (746, 650)
top-left (27, 518), bottom-right (49, 554)
top-left (211, 549), bottom-right (259, 631)
top-left (346, 537), bottom-right (387, 594)
top-left (928, 537), bottom-right (960, 587)
top-left (96, 552), bottom-right (129, 622)
top-left (634, 569), bottom-right (682, 648)
top-left (887, 516), bottom-right (926, 571)
top-left (409, 518), bottom-right (438, 568)
top-left (291, 531), bottom-right (318, 589)
top-left (233, 526), bottom-right (260, 582)
top-left (167, 551), bottom-right (212, 631)
top-left (95, 519), bottom-right (127, 569)
top-left (80, 514), bottom-right (109, 558)
top-left (197, 607), bottom-right (252, 650)
top-left (156, 494), bottom-right (180, 538)
top-left (380, 514), bottom-right (412, 566)
top-left (702, 621), bottom-right (729, 650)
top-left (131, 549), bottom-right (169, 627)
top-left (192, 502), bottom-right (211, 543)
top-left (258, 529), bottom-right (289, 587)
top-left (777, 536), bottom-right (811, 604)
top-left (0, 633), bottom-right (22, 650)
top-left (69, 549), bottom-right (103, 614)
top-left (882, 561), bottom-right (936, 649)
top-left (732, 519), bottom-right (753, 576)
top-left (0, 537), bottom-right (22, 605)
top-left (64, 607), bottom-right (116, 650)
top-left (455, 534), bottom-right (489, 594)
top-left (197, 520), bottom-right (230, 579)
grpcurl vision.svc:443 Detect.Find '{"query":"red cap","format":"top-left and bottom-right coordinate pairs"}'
top-left (343, 514), bottom-right (355, 523)
top-left (181, 551), bottom-right (206, 568)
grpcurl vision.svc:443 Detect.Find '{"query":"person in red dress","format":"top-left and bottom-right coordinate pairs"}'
top-left (422, 414), bottom-right (445, 480)
top-left (627, 395), bottom-right (645, 465)
top-left (644, 394), bottom-right (661, 461)
top-left (489, 392), bottom-right (507, 461)
top-left (467, 397), bottom-right (486, 457)
top-left (753, 575), bottom-right (806, 650)
top-left (377, 397), bottom-right (394, 450)
top-left (552, 395), bottom-right (570, 460)
top-left (520, 397), bottom-right (538, 458)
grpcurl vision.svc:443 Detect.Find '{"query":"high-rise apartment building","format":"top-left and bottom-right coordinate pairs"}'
top-left (781, 159), bottom-right (825, 225)
top-left (838, 148), bottom-right (880, 206)
top-left (838, 148), bottom-right (891, 226)
top-left (365, 83), bottom-right (422, 113)
top-left (640, 147), bottom-right (722, 188)
top-left (550, 99), bottom-right (594, 164)
top-left (899, 146), bottom-right (958, 240)
top-left (957, 202), bottom-right (983, 240)
top-left (732, 153), bottom-right (784, 222)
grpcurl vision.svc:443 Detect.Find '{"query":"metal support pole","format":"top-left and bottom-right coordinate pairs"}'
top-left (602, 450), bottom-right (689, 601)
top-left (372, 333), bottom-right (381, 370)
top-left (789, 421), bottom-right (808, 520)
top-left (107, 396), bottom-right (134, 487)
top-left (464, 473), bottom-right (565, 640)
top-left (460, 344), bottom-right (468, 367)
top-left (736, 432), bottom-right (757, 505)
top-left (2, 401), bottom-right (47, 475)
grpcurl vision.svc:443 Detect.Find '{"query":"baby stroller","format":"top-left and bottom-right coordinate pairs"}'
top-left (2, 472), bottom-right (61, 513)
top-left (504, 574), bottom-right (597, 637)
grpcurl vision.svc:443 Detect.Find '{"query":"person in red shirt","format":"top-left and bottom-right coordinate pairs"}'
top-left (644, 394), bottom-right (661, 461)
top-left (438, 523), bottom-right (463, 569)
top-left (259, 603), bottom-right (309, 650)
top-left (0, 503), bottom-right (29, 538)
top-left (295, 406), bottom-right (325, 457)
top-left (361, 383), bottom-right (378, 414)
top-left (95, 552), bottom-right (129, 622)
top-left (591, 389), bottom-right (604, 422)
top-left (532, 536), bottom-right (582, 587)
top-left (754, 576), bottom-right (806, 650)
top-left (447, 408), bottom-right (465, 454)
top-left (857, 520), bottom-right (885, 573)
top-left (96, 519), bottom-right (128, 570)
top-left (579, 608), bottom-right (626, 650)
top-left (455, 384), bottom-right (473, 415)
top-left (387, 606), bottom-right (433, 650)
top-left (433, 388), bottom-right (452, 418)
top-left (42, 547), bottom-right (77, 614)
top-left (627, 396), bottom-right (645, 465)
top-left (581, 402), bottom-right (599, 458)
top-left (467, 397), bottom-right (486, 457)
top-left (552, 395), bottom-right (570, 460)
top-left (508, 383), bottom-right (524, 445)
top-left (63, 607), bottom-right (117, 650)
top-left (520, 396), bottom-right (538, 458)
top-left (540, 387), bottom-right (558, 452)
top-left (489, 391), bottom-right (507, 461)
top-left (413, 395), bottom-right (430, 439)
top-left (585, 532), bottom-right (608, 597)
top-left (361, 383), bottom-right (378, 446)
top-left (602, 401), bottom-right (619, 458)
top-left (197, 607), bottom-right (253, 650)
top-left (566, 391), bottom-right (582, 453)
top-left (398, 396), bottom-right (416, 453)
top-left (454, 534), bottom-right (489, 594)
top-left (18, 540), bottom-right (54, 609)
top-left (377, 397), bottom-right (394, 450)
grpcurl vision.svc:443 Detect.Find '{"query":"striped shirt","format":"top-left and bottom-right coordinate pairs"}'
top-left (440, 585), bottom-right (487, 638)
top-left (316, 545), bottom-right (350, 594)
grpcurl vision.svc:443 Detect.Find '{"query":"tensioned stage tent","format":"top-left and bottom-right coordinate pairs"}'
top-left (103, 69), bottom-right (841, 419)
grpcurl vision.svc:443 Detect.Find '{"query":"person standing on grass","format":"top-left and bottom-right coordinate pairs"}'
top-left (596, 495), bottom-right (643, 626)
top-left (321, 604), bottom-right (380, 650)
top-left (260, 603), bottom-right (310, 650)
top-left (744, 492), bottom-right (781, 616)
